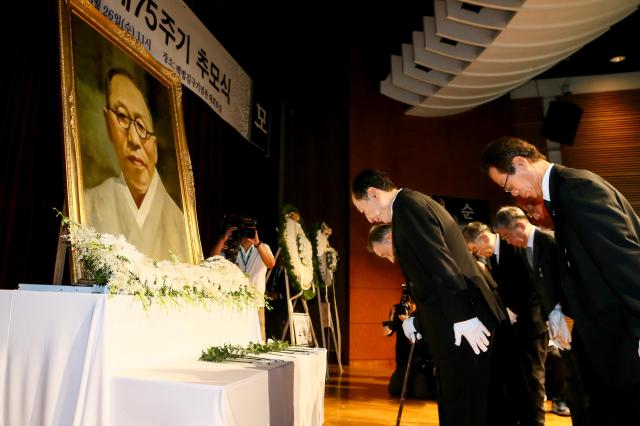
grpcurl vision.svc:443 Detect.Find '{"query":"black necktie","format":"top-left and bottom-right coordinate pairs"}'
top-left (544, 199), bottom-right (554, 216)
top-left (489, 254), bottom-right (498, 271)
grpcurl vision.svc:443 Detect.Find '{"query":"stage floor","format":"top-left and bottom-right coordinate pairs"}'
top-left (324, 364), bottom-right (572, 426)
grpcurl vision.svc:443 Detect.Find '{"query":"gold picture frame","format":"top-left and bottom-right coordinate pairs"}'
top-left (58, 0), bottom-right (203, 280)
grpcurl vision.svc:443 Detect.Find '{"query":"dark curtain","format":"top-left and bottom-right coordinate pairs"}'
top-left (184, 88), bottom-right (281, 257)
top-left (0, 1), bottom-right (66, 289)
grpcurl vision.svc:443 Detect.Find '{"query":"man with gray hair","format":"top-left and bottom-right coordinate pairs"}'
top-left (492, 206), bottom-right (562, 322)
top-left (463, 220), bottom-right (548, 426)
top-left (493, 205), bottom-right (587, 421)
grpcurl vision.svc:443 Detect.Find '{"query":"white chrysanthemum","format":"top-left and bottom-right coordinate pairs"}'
top-left (63, 222), bottom-right (262, 309)
top-left (315, 229), bottom-right (337, 287)
top-left (284, 217), bottom-right (314, 290)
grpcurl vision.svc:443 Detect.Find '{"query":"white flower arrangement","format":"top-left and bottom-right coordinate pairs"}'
top-left (279, 206), bottom-right (315, 299)
top-left (284, 215), bottom-right (314, 290)
top-left (314, 223), bottom-right (338, 288)
top-left (62, 216), bottom-right (262, 310)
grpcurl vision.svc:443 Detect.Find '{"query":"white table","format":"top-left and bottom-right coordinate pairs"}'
top-left (109, 350), bottom-right (326, 426)
top-left (105, 295), bottom-right (262, 371)
top-left (0, 289), bottom-right (325, 426)
top-left (255, 349), bottom-right (327, 426)
top-left (1, 290), bottom-right (107, 425)
top-left (112, 359), bottom-right (289, 426)
top-left (0, 289), bottom-right (260, 426)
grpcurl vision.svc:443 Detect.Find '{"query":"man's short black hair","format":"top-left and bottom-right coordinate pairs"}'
top-left (481, 136), bottom-right (547, 174)
top-left (367, 223), bottom-right (392, 252)
top-left (351, 169), bottom-right (397, 200)
top-left (104, 68), bottom-right (150, 110)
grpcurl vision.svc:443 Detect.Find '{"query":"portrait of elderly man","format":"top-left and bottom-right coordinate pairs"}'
top-left (84, 68), bottom-right (188, 261)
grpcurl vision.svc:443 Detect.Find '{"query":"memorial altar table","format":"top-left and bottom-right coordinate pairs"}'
top-left (0, 288), bottom-right (326, 426)
top-left (111, 360), bottom-right (276, 426)
top-left (105, 295), bottom-right (262, 371)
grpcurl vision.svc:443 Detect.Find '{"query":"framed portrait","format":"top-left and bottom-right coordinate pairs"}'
top-left (291, 313), bottom-right (314, 347)
top-left (58, 0), bottom-right (202, 280)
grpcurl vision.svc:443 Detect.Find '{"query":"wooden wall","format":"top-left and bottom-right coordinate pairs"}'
top-left (509, 90), bottom-right (640, 216)
top-left (560, 90), bottom-right (640, 213)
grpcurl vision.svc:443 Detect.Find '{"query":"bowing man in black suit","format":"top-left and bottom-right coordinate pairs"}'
top-left (492, 207), bottom-right (563, 326)
top-left (482, 136), bottom-right (640, 425)
top-left (352, 169), bottom-right (505, 426)
top-left (463, 221), bottom-right (548, 426)
top-left (493, 205), bottom-right (589, 425)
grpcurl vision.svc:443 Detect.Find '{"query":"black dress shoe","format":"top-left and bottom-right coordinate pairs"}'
top-left (551, 398), bottom-right (571, 416)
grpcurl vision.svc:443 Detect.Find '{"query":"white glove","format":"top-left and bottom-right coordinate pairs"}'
top-left (548, 304), bottom-right (571, 350)
top-left (453, 317), bottom-right (491, 355)
top-left (506, 307), bottom-right (518, 325)
top-left (402, 317), bottom-right (422, 343)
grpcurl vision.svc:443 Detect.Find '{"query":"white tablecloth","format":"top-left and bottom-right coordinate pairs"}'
top-left (111, 361), bottom-right (271, 426)
top-left (109, 349), bottom-right (326, 426)
top-left (106, 296), bottom-right (262, 372)
top-left (0, 289), bottom-right (325, 426)
top-left (0, 289), bottom-right (261, 426)
top-left (0, 290), bottom-right (107, 426)
top-left (256, 349), bottom-right (327, 426)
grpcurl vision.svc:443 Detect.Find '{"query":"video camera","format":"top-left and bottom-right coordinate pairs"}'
top-left (222, 214), bottom-right (257, 239)
top-left (382, 283), bottom-right (412, 329)
top-left (220, 214), bottom-right (258, 259)
top-left (394, 282), bottom-right (411, 316)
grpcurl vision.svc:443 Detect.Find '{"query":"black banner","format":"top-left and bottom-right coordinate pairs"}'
top-left (432, 195), bottom-right (490, 225)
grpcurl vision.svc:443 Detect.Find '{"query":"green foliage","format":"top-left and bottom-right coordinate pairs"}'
top-left (199, 340), bottom-right (290, 363)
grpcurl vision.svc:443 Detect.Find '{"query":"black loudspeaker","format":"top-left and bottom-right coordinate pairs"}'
top-left (541, 100), bottom-right (583, 145)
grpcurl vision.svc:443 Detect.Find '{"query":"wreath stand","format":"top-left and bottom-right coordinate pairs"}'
top-left (316, 278), bottom-right (343, 373)
top-left (278, 208), bottom-right (319, 348)
top-left (280, 270), bottom-right (319, 348)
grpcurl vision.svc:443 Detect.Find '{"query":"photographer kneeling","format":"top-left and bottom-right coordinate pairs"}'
top-left (211, 215), bottom-right (275, 342)
top-left (383, 286), bottom-right (437, 400)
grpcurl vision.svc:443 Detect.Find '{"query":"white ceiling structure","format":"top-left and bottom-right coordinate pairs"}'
top-left (380, 0), bottom-right (640, 117)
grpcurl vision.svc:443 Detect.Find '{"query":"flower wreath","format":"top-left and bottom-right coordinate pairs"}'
top-left (279, 204), bottom-right (316, 300)
top-left (59, 212), bottom-right (262, 310)
top-left (311, 222), bottom-right (338, 289)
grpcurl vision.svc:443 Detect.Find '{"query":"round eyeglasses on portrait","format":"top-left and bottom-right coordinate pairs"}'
top-left (107, 107), bottom-right (154, 140)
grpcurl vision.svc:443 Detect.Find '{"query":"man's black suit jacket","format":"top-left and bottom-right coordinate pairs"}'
top-left (392, 189), bottom-right (505, 359)
top-left (530, 227), bottom-right (562, 317)
top-left (491, 241), bottom-right (547, 338)
top-left (547, 164), bottom-right (640, 387)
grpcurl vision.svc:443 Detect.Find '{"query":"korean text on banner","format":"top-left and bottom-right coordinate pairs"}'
top-left (91, 0), bottom-right (252, 140)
